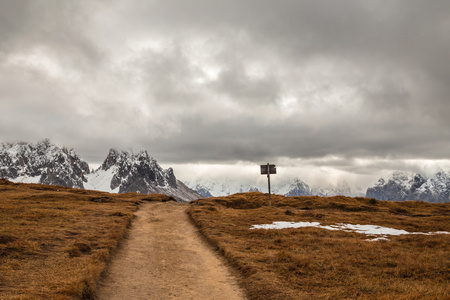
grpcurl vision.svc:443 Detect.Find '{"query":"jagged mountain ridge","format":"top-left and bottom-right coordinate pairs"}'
top-left (86, 149), bottom-right (199, 202)
top-left (0, 139), bottom-right (89, 189)
top-left (0, 140), bottom-right (200, 202)
top-left (100, 149), bottom-right (177, 192)
top-left (366, 171), bottom-right (450, 203)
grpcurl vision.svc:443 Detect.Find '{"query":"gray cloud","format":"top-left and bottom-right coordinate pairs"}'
top-left (1, 0), bottom-right (449, 184)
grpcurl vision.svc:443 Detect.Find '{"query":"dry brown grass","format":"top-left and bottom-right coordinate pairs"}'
top-left (188, 192), bottom-right (450, 300)
top-left (0, 179), bottom-right (172, 299)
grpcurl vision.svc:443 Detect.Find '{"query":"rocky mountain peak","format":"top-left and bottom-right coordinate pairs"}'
top-left (0, 140), bottom-right (89, 188)
top-left (88, 147), bottom-right (200, 201)
top-left (285, 178), bottom-right (312, 196)
top-left (97, 148), bottom-right (178, 192)
top-left (367, 171), bottom-right (450, 202)
top-left (100, 149), bottom-right (120, 170)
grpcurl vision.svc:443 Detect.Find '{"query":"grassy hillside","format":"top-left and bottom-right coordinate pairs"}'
top-left (0, 179), bottom-right (173, 299)
top-left (188, 192), bottom-right (450, 300)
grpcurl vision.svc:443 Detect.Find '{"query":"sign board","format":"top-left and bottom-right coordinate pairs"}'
top-left (261, 163), bottom-right (276, 206)
top-left (261, 164), bottom-right (276, 175)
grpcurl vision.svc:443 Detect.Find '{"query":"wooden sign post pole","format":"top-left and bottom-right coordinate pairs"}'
top-left (261, 163), bottom-right (276, 207)
top-left (267, 163), bottom-right (271, 206)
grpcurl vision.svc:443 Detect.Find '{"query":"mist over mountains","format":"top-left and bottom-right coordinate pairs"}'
top-left (185, 177), bottom-right (363, 199)
top-left (1, 140), bottom-right (449, 203)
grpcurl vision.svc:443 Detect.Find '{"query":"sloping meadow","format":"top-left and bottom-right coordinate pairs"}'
top-left (0, 179), bottom-right (174, 299)
top-left (188, 192), bottom-right (450, 300)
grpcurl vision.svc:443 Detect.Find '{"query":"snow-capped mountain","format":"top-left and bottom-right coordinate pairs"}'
top-left (366, 171), bottom-right (450, 203)
top-left (284, 179), bottom-right (312, 196)
top-left (0, 140), bottom-right (200, 202)
top-left (0, 139), bottom-right (89, 188)
top-left (86, 149), bottom-right (200, 202)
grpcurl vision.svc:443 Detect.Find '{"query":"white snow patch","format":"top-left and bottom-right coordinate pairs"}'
top-left (366, 236), bottom-right (390, 242)
top-left (85, 168), bottom-right (119, 193)
top-left (250, 221), bottom-right (450, 241)
top-left (10, 175), bottom-right (41, 184)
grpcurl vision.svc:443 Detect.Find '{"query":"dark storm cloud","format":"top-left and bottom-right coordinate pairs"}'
top-left (149, 110), bottom-right (448, 165)
top-left (0, 0), bottom-right (449, 177)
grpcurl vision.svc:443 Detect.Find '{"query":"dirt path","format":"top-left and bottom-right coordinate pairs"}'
top-left (97, 201), bottom-right (246, 300)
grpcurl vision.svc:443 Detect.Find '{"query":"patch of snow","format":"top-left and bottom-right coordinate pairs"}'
top-left (250, 221), bottom-right (450, 241)
top-left (366, 236), bottom-right (390, 242)
top-left (85, 167), bottom-right (119, 193)
top-left (250, 221), bottom-right (320, 230)
top-left (334, 224), bottom-right (410, 236)
top-left (10, 175), bottom-right (41, 184)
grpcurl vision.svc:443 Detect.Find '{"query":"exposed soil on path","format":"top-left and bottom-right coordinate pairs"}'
top-left (96, 201), bottom-right (246, 300)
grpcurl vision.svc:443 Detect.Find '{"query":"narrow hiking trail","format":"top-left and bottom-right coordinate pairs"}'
top-left (97, 201), bottom-right (245, 300)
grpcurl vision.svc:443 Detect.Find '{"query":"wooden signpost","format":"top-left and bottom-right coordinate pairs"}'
top-left (261, 163), bottom-right (276, 206)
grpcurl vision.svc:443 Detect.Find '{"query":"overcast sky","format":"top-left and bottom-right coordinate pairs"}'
top-left (1, 0), bottom-right (449, 189)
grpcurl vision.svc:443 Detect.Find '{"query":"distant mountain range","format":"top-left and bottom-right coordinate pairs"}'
top-left (2, 140), bottom-right (449, 203)
top-left (184, 179), bottom-right (262, 199)
top-left (186, 172), bottom-right (450, 203)
top-left (185, 177), bottom-right (364, 199)
top-left (0, 140), bottom-right (200, 202)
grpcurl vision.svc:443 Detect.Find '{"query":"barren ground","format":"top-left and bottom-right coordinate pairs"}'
top-left (96, 201), bottom-right (245, 300)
